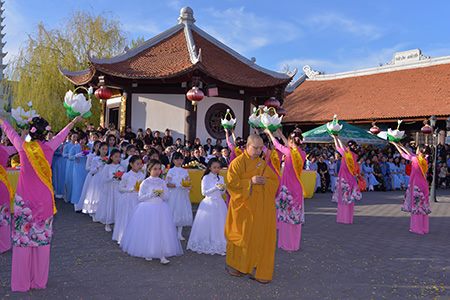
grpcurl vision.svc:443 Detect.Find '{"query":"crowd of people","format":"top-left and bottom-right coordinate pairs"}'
top-left (0, 118), bottom-right (443, 291)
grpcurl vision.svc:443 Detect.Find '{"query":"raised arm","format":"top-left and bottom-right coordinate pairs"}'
top-left (48, 116), bottom-right (82, 151)
top-left (0, 119), bottom-right (22, 151)
top-left (265, 129), bottom-right (289, 156)
top-left (391, 142), bottom-right (412, 161)
top-left (276, 128), bottom-right (289, 146)
top-left (225, 128), bottom-right (235, 149)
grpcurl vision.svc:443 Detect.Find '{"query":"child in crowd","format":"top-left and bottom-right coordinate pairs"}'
top-left (187, 158), bottom-right (227, 255)
top-left (113, 155), bottom-right (145, 244)
top-left (94, 149), bottom-right (125, 231)
top-left (75, 141), bottom-right (101, 212)
top-left (82, 142), bottom-right (108, 215)
top-left (121, 159), bottom-right (183, 264)
top-left (121, 144), bottom-right (137, 169)
top-left (69, 133), bottom-right (89, 206)
top-left (166, 152), bottom-right (193, 240)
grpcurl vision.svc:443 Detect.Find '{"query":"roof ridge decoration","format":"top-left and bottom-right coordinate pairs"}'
top-left (302, 49), bottom-right (450, 81)
top-left (179, 8), bottom-right (202, 65)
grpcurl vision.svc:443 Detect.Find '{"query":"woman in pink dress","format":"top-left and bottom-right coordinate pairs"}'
top-left (265, 128), bottom-right (305, 251)
top-left (392, 142), bottom-right (431, 234)
top-left (330, 136), bottom-right (362, 224)
top-left (0, 115), bottom-right (81, 292)
top-left (0, 141), bottom-right (17, 253)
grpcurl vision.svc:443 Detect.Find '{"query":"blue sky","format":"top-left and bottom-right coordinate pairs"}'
top-left (4, 0), bottom-right (450, 76)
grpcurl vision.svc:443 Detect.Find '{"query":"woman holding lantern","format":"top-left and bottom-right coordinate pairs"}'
top-left (265, 127), bottom-right (305, 251)
top-left (0, 115), bottom-right (82, 292)
top-left (330, 135), bottom-right (362, 224)
top-left (391, 142), bottom-right (431, 235)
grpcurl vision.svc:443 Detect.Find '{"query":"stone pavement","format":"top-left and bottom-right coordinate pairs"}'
top-left (1, 191), bottom-right (449, 299)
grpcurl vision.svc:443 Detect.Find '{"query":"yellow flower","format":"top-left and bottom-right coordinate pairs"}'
top-left (134, 180), bottom-right (142, 192)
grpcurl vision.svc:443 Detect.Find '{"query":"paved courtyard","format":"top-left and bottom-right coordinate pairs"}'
top-left (1, 191), bottom-right (449, 299)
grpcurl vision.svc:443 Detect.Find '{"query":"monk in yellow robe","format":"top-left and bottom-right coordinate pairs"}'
top-left (225, 134), bottom-right (279, 283)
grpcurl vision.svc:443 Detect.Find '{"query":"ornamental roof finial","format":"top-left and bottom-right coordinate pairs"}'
top-left (178, 7), bottom-right (195, 25)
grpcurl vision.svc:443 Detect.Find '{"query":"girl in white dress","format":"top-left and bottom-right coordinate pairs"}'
top-left (187, 158), bottom-right (227, 255)
top-left (94, 149), bottom-right (125, 231)
top-left (82, 142), bottom-right (109, 215)
top-left (113, 155), bottom-right (145, 244)
top-left (121, 159), bottom-right (183, 265)
top-left (75, 141), bottom-right (101, 212)
top-left (120, 144), bottom-right (137, 170)
top-left (166, 152), bottom-right (193, 240)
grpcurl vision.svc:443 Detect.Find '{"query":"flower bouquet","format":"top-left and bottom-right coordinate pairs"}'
top-left (113, 170), bottom-right (124, 180)
top-left (64, 87), bottom-right (93, 119)
top-left (153, 189), bottom-right (164, 197)
top-left (326, 114), bottom-right (343, 135)
top-left (216, 183), bottom-right (226, 191)
top-left (387, 120), bottom-right (405, 142)
top-left (101, 157), bottom-right (109, 164)
top-left (182, 160), bottom-right (206, 169)
top-left (134, 180), bottom-right (142, 192)
top-left (248, 107), bottom-right (263, 129)
top-left (82, 146), bottom-right (90, 156)
top-left (181, 177), bottom-right (192, 188)
top-left (260, 107), bottom-right (283, 132)
top-left (221, 109), bottom-right (236, 130)
top-left (11, 102), bottom-right (39, 129)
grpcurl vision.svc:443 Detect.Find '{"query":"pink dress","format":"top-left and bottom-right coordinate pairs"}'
top-left (1, 121), bottom-right (71, 292)
top-left (0, 145), bottom-right (17, 253)
top-left (272, 139), bottom-right (305, 251)
top-left (399, 153), bottom-right (431, 235)
top-left (332, 147), bottom-right (362, 224)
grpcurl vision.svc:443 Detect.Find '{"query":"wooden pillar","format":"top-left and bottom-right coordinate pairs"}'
top-left (119, 93), bottom-right (127, 134)
top-left (99, 100), bottom-right (106, 128)
top-left (242, 98), bottom-right (251, 139)
top-left (124, 90), bottom-right (132, 129)
top-left (184, 99), bottom-right (197, 143)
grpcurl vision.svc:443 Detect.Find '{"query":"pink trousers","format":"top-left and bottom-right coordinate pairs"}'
top-left (410, 214), bottom-right (429, 235)
top-left (278, 222), bottom-right (302, 251)
top-left (11, 245), bottom-right (51, 292)
top-left (337, 201), bottom-right (354, 224)
top-left (0, 223), bottom-right (11, 253)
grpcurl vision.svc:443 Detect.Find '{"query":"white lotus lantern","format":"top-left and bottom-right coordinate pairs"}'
top-left (63, 88), bottom-right (92, 118)
top-left (387, 120), bottom-right (405, 142)
top-left (326, 114), bottom-right (343, 135)
top-left (221, 109), bottom-right (236, 130)
top-left (260, 107), bottom-right (283, 132)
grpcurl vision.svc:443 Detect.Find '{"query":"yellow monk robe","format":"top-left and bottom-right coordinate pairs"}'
top-left (225, 151), bottom-right (279, 281)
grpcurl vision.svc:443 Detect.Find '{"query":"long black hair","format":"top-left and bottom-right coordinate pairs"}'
top-left (127, 155), bottom-right (142, 172)
top-left (145, 159), bottom-right (161, 178)
top-left (29, 116), bottom-right (51, 141)
top-left (107, 148), bottom-right (121, 164)
top-left (347, 140), bottom-right (359, 154)
top-left (96, 142), bottom-right (108, 156)
top-left (92, 140), bottom-right (101, 153)
top-left (202, 158), bottom-right (221, 180)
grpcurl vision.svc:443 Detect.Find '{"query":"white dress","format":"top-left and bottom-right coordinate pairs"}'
top-left (166, 167), bottom-right (193, 227)
top-left (112, 170), bottom-right (145, 244)
top-left (82, 156), bottom-right (107, 214)
top-left (120, 156), bottom-right (131, 170)
top-left (75, 152), bottom-right (96, 212)
top-left (93, 163), bottom-right (125, 225)
top-left (121, 176), bottom-right (183, 259)
top-left (187, 173), bottom-right (227, 255)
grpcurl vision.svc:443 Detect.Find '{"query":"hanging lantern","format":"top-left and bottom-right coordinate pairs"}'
top-left (276, 106), bottom-right (287, 116)
top-left (264, 97), bottom-right (281, 109)
top-left (186, 86), bottom-right (204, 107)
top-left (421, 120), bottom-right (433, 135)
top-left (370, 122), bottom-right (380, 135)
top-left (95, 86), bottom-right (113, 100)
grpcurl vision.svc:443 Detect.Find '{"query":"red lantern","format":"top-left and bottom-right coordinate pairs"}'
top-left (186, 87), bottom-right (204, 103)
top-left (95, 86), bottom-right (113, 100)
top-left (264, 97), bottom-right (281, 109)
top-left (277, 107), bottom-right (287, 116)
top-left (370, 122), bottom-right (380, 135)
top-left (421, 124), bottom-right (432, 134)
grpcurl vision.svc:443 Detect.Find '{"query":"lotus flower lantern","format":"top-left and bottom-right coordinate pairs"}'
top-left (326, 114), bottom-right (343, 135)
top-left (221, 109), bottom-right (236, 130)
top-left (387, 120), bottom-right (405, 142)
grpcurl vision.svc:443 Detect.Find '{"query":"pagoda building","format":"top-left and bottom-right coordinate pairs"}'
top-left (60, 7), bottom-right (294, 142)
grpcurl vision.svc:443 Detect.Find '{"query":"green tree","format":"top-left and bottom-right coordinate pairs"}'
top-left (7, 11), bottom-right (127, 130)
top-left (129, 36), bottom-right (146, 49)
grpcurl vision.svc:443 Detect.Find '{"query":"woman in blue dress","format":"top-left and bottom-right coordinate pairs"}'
top-left (389, 157), bottom-right (403, 190)
top-left (69, 133), bottom-right (89, 206)
top-left (399, 158), bottom-right (409, 190)
top-left (361, 158), bottom-right (379, 191)
top-left (52, 143), bottom-right (66, 199)
top-left (63, 132), bottom-right (78, 202)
